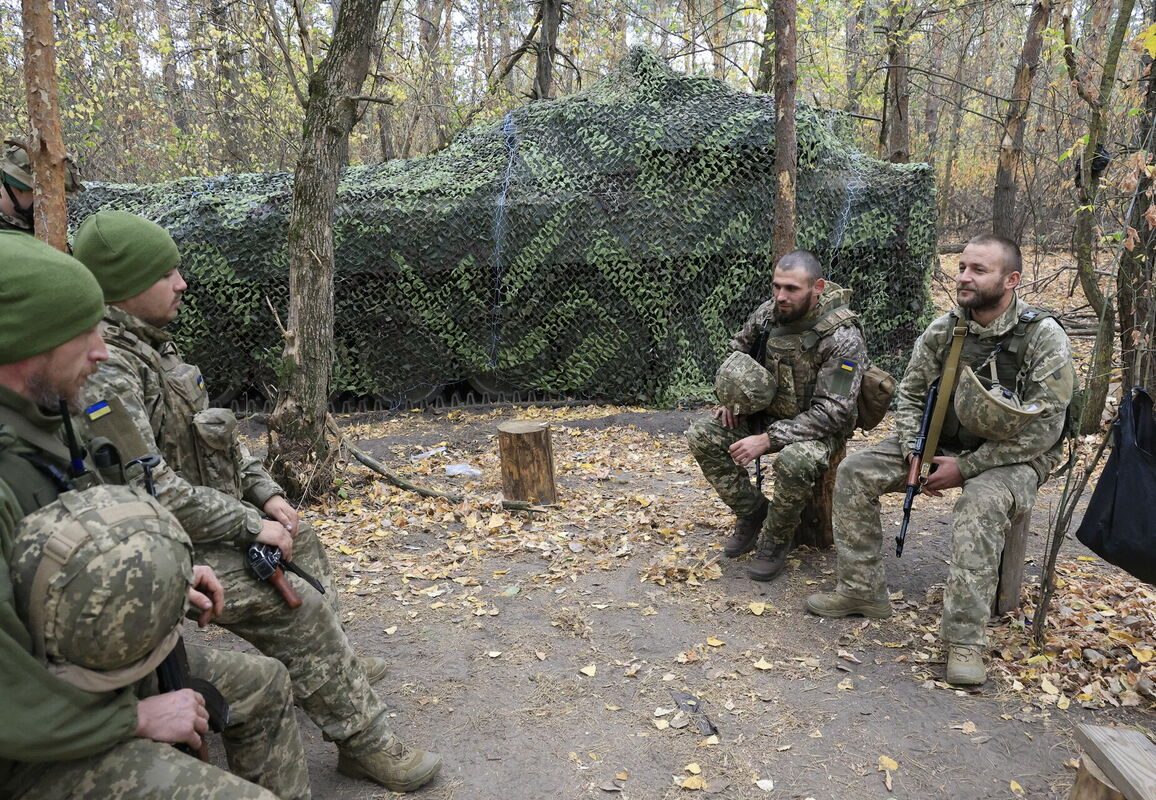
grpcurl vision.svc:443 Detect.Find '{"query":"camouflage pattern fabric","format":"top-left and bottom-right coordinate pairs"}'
top-left (687, 282), bottom-right (866, 544)
top-left (79, 308), bottom-right (397, 755)
top-left (831, 436), bottom-right (1038, 645)
top-left (687, 414), bottom-right (831, 546)
top-left (0, 389), bottom-right (307, 799)
top-left (6, 738), bottom-right (277, 800)
top-left (713, 352), bottom-right (778, 416)
top-left (68, 48), bottom-right (935, 407)
top-left (184, 644), bottom-right (311, 800)
top-left (829, 295), bottom-right (1074, 646)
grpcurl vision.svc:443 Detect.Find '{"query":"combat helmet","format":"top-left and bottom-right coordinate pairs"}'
top-left (714, 351), bottom-right (778, 415)
top-left (1, 138), bottom-right (83, 193)
top-left (10, 484), bottom-right (193, 691)
top-left (954, 362), bottom-right (1042, 441)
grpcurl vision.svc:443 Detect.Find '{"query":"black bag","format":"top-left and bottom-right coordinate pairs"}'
top-left (1075, 387), bottom-right (1156, 585)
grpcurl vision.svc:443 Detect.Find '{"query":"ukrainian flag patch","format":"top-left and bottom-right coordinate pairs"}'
top-left (197, 375), bottom-right (204, 388)
top-left (831, 360), bottom-right (857, 396)
top-left (840, 360), bottom-right (856, 371)
top-left (85, 400), bottom-right (112, 421)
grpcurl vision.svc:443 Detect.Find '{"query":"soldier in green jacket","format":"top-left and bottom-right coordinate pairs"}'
top-left (687, 250), bottom-right (868, 582)
top-left (0, 138), bottom-right (82, 234)
top-left (806, 234), bottom-right (1075, 686)
top-left (0, 230), bottom-right (308, 799)
top-left (73, 211), bottom-right (441, 793)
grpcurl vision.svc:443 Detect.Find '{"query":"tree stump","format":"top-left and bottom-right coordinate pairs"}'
top-left (992, 508), bottom-right (1032, 616)
top-left (1070, 757), bottom-right (1126, 800)
top-left (792, 444), bottom-right (845, 548)
top-left (498, 420), bottom-right (557, 504)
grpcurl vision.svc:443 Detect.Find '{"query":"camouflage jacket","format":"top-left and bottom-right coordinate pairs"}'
top-left (729, 283), bottom-right (868, 451)
top-left (894, 294), bottom-right (1075, 484)
top-left (77, 306), bottom-right (284, 547)
top-left (0, 386), bottom-right (138, 785)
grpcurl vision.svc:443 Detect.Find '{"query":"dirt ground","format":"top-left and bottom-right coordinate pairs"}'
top-left (193, 251), bottom-right (1155, 799)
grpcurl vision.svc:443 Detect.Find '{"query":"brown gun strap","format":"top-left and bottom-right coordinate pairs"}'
top-left (919, 319), bottom-right (968, 482)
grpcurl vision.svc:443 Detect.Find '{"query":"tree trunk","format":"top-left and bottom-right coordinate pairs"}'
top-left (937, 7), bottom-right (978, 230)
top-left (771, 0), bottom-right (796, 262)
top-left (881, 1), bottom-right (909, 163)
top-left (1065, 0), bottom-right (1135, 433)
top-left (844, 1), bottom-right (873, 115)
top-left (992, 1), bottom-right (1052, 239)
top-left (754, 1), bottom-right (774, 94)
top-left (532, 0), bottom-right (562, 99)
top-left (21, 0), bottom-right (68, 251)
top-left (267, 0), bottom-right (384, 500)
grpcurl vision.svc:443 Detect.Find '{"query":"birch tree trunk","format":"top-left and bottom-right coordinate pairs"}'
top-left (267, 0), bottom-right (384, 499)
top-left (772, 0), bottom-right (796, 262)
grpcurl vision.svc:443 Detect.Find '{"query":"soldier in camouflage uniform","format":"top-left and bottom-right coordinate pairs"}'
top-left (806, 234), bottom-right (1075, 686)
top-left (687, 250), bottom-right (867, 582)
top-left (73, 211), bottom-right (441, 793)
top-left (0, 138), bottom-right (82, 233)
top-left (0, 230), bottom-right (309, 799)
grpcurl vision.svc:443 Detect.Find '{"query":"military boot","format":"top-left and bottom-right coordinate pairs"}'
top-left (945, 644), bottom-right (987, 685)
top-left (359, 656), bottom-right (387, 685)
top-left (747, 533), bottom-right (793, 582)
top-left (804, 592), bottom-right (892, 619)
top-left (337, 736), bottom-right (442, 792)
top-left (723, 498), bottom-right (767, 558)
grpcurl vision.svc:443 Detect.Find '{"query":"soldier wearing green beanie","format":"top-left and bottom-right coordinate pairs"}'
top-left (72, 210), bottom-right (180, 303)
top-left (75, 211), bottom-right (441, 793)
top-left (0, 229), bottom-right (310, 799)
top-left (0, 230), bottom-right (103, 365)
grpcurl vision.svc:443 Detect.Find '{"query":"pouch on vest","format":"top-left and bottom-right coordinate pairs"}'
top-left (1075, 387), bottom-right (1156, 585)
top-left (191, 408), bottom-right (243, 498)
top-left (856, 363), bottom-right (895, 430)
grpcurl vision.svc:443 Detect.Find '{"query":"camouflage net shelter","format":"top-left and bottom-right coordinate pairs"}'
top-left (71, 47), bottom-right (935, 409)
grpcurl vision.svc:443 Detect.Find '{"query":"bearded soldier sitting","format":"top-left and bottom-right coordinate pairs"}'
top-left (72, 210), bottom-right (441, 792)
top-left (687, 249), bottom-right (868, 582)
top-left (0, 231), bottom-right (308, 799)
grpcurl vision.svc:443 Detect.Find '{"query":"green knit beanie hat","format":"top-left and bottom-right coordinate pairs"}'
top-left (0, 230), bottom-right (104, 364)
top-left (72, 211), bottom-right (180, 303)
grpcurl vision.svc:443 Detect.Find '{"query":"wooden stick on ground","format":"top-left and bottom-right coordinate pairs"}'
top-left (325, 415), bottom-right (550, 514)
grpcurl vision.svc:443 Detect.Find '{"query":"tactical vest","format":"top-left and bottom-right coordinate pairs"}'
top-left (758, 305), bottom-right (860, 422)
top-left (943, 307), bottom-right (1055, 448)
top-left (0, 427), bottom-right (100, 517)
top-left (102, 322), bottom-right (246, 500)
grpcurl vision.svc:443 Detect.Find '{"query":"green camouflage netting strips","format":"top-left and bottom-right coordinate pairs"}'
top-left (69, 47), bottom-right (936, 408)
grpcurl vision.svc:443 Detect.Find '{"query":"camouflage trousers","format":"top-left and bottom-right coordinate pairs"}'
top-left (7, 646), bottom-right (306, 800)
top-left (832, 436), bottom-right (1038, 646)
top-left (686, 415), bottom-right (831, 545)
top-left (196, 519), bottom-right (395, 756)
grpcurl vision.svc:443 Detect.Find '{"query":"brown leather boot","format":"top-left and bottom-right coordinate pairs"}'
top-left (723, 498), bottom-right (767, 558)
top-left (338, 737), bottom-right (442, 792)
top-left (746, 533), bottom-right (793, 581)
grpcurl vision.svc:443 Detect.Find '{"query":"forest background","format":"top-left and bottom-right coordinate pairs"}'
top-left (2, 0), bottom-right (1153, 245)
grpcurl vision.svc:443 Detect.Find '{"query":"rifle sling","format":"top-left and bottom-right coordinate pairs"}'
top-left (919, 320), bottom-right (968, 481)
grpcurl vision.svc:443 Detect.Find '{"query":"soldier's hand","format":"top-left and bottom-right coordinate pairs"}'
top-left (263, 495), bottom-right (299, 537)
top-left (188, 565), bottom-right (225, 627)
top-left (135, 689), bottom-right (209, 749)
top-left (257, 519), bottom-right (294, 561)
top-left (921, 456), bottom-right (963, 496)
top-left (728, 433), bottom-right (770, 467)
top-left (713, 406), bottom-right (740, 429)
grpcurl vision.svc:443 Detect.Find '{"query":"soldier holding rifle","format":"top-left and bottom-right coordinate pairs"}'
top-left (805, 235), bottom-right (1075, 686)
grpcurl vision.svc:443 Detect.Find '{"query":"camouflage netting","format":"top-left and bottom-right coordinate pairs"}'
top-left (70, 47), bottom-right (936, 409)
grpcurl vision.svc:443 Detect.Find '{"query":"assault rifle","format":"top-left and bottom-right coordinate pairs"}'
top-left (896, 379), bottom-right (939, 558)
top-left (246, 543), bottom-right (326, 609)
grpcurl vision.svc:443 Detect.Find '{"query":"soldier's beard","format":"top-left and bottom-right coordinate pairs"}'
top-left (957, 283), bottom-right (1005, 313)
top-left (26, 371), bottom-right (79, 413)
top-left (771, 297), bottom-right (815, 325)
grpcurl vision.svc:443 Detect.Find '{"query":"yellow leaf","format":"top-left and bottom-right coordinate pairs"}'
top-left (837, 677), bottom-right (855, 691)
top-left (749, 602), bottom-right (766, 616)
top-left (1131, 647), bottom-right (1155, 663)
top-left (604, 704), bottom-right (621, 711)
top-left (486, 513), bottom-right (506, 529)
top-left (1139, 21), bottom-right (1156, 58)
top-left (615, 770), bottom-right (629, 781)
top-left (1010, 780), bottom-right (1024, 796)
top-left (680, 775), bottom-right (708, 790)
top-left (384, 626), bottom-right (398, 635)
top-left (1076, 556), bottom-right (1098, 562)
top-left (338, 545), bottom-right (356, 555)
top-left (1041, 679), bottom-right (1059, 695)
top-left (684, 763), bottom-right (702, 774)
top-left (486, 651), bottom-right (502, 658)
top-left (753, 658), bottom-right (774, 670)
top-left (878, 755), bottom-right (899, 771)
top-left (1058, 695), bottom-right (1071, 710)
top-left (579, 665), bottom-right (597, 677)
top-left (706, 637), bottom-right (725, 647)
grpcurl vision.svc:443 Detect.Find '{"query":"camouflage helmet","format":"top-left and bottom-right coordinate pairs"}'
top-left (714, 351), bottom-right (778, 415)
top-left (954, 364), bottom-right (1042, 441)
top-left (1, 138), bottom-right (83, 193)
top-left (10, 484), bottom-right (193, 692)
